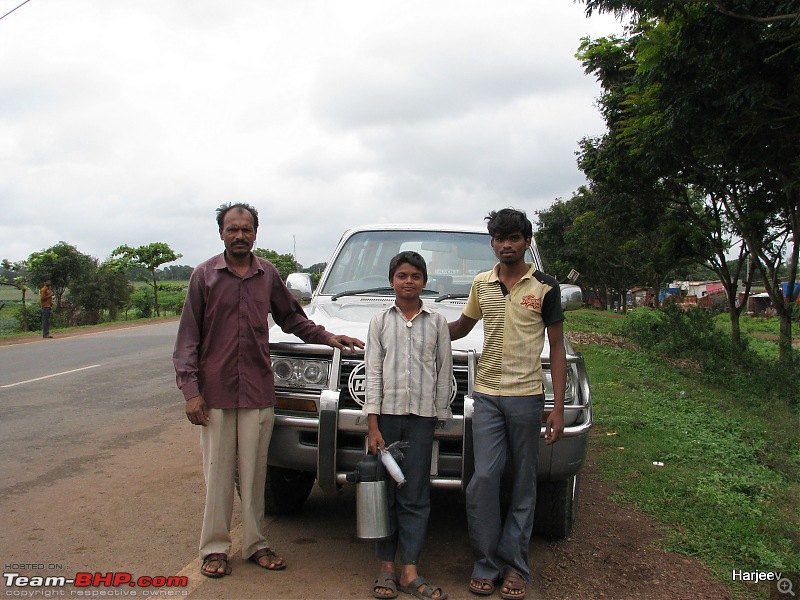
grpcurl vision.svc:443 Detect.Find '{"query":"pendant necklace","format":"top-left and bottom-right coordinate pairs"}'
top-left (405, 306), bottom-right (422, 328)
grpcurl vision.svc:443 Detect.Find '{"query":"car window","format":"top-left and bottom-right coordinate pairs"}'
top-left (320, 230), bottom-right (535, 296)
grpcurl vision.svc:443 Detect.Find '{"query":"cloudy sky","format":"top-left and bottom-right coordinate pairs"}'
top-left (1, 1), bottom-right (621, 269)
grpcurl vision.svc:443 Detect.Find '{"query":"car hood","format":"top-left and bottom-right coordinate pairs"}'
top-left (269, 297), bottom-right (484, 352)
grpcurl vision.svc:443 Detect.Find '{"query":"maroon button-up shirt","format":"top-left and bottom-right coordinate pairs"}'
top-left (173, 253), bottom-right (333, 409)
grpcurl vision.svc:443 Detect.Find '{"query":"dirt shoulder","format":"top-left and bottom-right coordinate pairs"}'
top-left (542, 450), bottom-right (731, 600)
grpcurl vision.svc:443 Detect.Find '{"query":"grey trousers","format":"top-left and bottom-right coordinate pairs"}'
top-left (466, 392), bottom-right (544, 583)
top-left (375, 414), bottom-right (437, 565)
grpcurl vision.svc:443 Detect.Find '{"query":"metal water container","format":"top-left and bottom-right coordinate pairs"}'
top-left (346, 453), bottom-right (390, 539)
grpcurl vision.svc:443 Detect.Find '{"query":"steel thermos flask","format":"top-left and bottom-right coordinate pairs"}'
top-left (346, 453), bottom-right (391, 539)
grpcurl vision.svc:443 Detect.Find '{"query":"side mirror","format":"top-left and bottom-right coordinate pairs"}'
top-left (286, 272), bottom-right (313, 302)
top-left (561, 283), bottom-right (583, 311)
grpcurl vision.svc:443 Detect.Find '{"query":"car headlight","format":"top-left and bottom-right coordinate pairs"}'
top-left (272, 357), bottom-right (330, 390)
top-left (542, 368), bottom-right (576, 402)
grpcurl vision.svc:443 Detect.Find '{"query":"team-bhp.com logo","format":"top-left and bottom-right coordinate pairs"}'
top-left (4, 571), bottom-right (188, 589)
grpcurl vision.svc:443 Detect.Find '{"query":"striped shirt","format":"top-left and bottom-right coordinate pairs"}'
top-left (363, 303), bottom-right (453, 419)
top-left (463, 263), bottom-right (563, 396)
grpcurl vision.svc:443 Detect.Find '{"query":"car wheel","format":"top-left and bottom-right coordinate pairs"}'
top-left (533, 475), bottom-right (578, 539)
top-left (264, 466), bottom-right (316, 515)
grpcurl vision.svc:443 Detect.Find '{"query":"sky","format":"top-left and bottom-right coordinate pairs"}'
top-left (0, 1), bottom-right (623, 269)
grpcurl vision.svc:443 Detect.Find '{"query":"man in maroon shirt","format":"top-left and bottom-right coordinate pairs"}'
top-left (174, 202), bottom-right (363, 578)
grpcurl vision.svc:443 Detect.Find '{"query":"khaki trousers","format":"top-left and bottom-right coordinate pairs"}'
top-left (199, 407), bottom-right (274, 560)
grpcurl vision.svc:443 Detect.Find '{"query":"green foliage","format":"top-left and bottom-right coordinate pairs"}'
top-left (155, 283), bottom-right (187, 315)
top-left (569, 312), bottom-right (800, 597)
top-left (254, 248), bottom-right (298, 281)
top-left (536, 187), bottom-right (708, 309)
top-left (578, 1), bottom-right (799, 362)
top-left (564, 309), bottom-right (627, 335)
top-left (129, 286), bottom-right (154, 318)
top-left (26, 242), bottom-right (94, 308)
top-left (13, 304), bottom-right (69, 333)
top-left (159, 264), bottom-right (194, 281)
top-left (123, 283), bottom-right (186, 319)
top-left (2, 241), bottom-right (187, 336)
top-left (112, 242), bottom-right (182, 317)
top-left (624, 305), bottom-right (799, 404)
top-left (303, 262), bottom-right (326, 289)
top-left (70, 262), bottom-right (133, 323)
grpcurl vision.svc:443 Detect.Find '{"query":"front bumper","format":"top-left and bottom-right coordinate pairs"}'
top-left (268, 347), bottom-right (592, 491)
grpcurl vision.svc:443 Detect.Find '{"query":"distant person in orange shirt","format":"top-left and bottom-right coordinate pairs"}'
top-left (39, 279), bottom-right (54, 338)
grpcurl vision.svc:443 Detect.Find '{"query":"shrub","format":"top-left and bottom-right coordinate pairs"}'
top-left (624, 305), bottom-right (798, 405)
top-left (130, 287), bottom-right (154, 318)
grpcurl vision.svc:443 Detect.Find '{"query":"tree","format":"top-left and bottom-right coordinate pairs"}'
top-left (70, 259), bottom-right (133, 323)
top-left (536, 186), bottom-right (705, 311)
top-left (578, 0), bottom-right (799, 361)
top-left (303, 262), bottom-right (327, 289)
top-left (159, 264), bottom-right (194, 281)
top-left (111, 243), bottom-right (182, 317)
top-left (26, 242), bottom-right (94, 309)
top-left (678, 190), bottom-right (756, 345)
top-left (254, 248), bottom-right (299, 281)
top-left (0, 259), bottom-right (29, 331)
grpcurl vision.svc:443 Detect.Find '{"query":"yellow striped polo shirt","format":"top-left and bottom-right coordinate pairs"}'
top-left (463, 263), bottom-right (564, 396)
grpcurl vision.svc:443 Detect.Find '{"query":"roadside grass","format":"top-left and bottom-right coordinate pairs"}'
top-left (0, 280), bottom-right (188, 337)
top-left (567, 310), bottom-right (799, 600)
top-left (0, 286), bottom-right (23, 302)
top-left (714, 313), bottom-right (800, 361)
top-left (0, 314), bottom-right (180, 342)
top-left (0, 303), bottom-right (180, 339)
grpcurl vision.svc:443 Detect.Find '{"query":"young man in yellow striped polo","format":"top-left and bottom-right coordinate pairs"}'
top-left (448, 208), bottom-right (566, 600)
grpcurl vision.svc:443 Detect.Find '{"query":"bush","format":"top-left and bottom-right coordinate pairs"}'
top-left (624, 305), bottom-right (798, 405)
top-left (156, 288), bottom-right (186, 315)
top-left (130, 287), bottom-right (153, 318)
top-left (625, 305), bottom-right (738, 358)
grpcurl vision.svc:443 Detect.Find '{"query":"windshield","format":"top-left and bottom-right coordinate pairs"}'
top-left (320, 229), bottom-right (535, 297)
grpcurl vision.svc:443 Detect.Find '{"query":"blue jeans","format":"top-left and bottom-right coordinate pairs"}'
top-left (375, 414), bottom-right (436, 565)
top-left (466, 392), bottom-right (544, 583)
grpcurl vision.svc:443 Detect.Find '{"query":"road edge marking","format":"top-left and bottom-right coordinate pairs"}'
top-left (1, 364), bottom-right (101, 388)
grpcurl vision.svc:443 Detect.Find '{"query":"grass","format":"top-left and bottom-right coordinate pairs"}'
top-left (0, 313), bottom-right (180, 341)
top-left (567, 310), bottom-right (799, 599)
top-left (0, 279), bottom-right (189, 337)
top-left (0, 287), bottom-right (27, 303)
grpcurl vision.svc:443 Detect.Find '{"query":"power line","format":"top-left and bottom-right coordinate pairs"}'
top-left (0, 0), bottom-right (33, 22)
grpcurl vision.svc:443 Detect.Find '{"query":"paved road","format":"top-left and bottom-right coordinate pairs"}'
top-left (0, 322), bottom-right (181, 494)
top-left (0, 323), bottom-right (555, 599)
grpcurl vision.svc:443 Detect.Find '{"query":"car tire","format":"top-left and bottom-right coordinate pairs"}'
top-left (263, 466), bottom-right (316, 515)
top-left (533, 475), bottom-right (578, 539)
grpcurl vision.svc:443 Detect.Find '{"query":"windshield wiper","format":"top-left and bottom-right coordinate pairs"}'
top-left (331, 287), bottom-right (395, 301)
top-left (435, 293), bottom-right (469, 303)
top-left (332, 287), bottom-right (439, 301)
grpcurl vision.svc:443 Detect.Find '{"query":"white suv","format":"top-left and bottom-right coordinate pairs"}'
top-left (266, 224), bottom-right (592, 538)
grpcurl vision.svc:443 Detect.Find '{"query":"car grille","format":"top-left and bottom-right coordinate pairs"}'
top-left (337, 358), bottom-right (468, 416)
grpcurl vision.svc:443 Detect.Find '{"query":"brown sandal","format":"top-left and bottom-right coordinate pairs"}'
top-left (468, 578), bottom-right (495, 596)
top-left (500, 572), bottom-right (526, 600)
top-left (248, 547), bottom-right (286, 571)
top-left (201, 553), bottom-right (231, 578)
